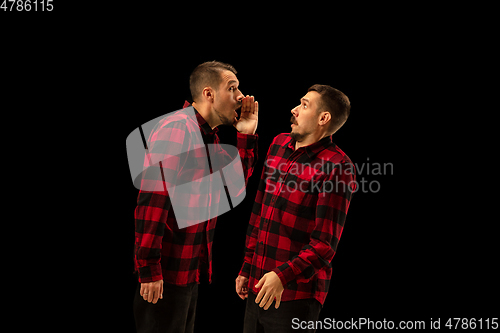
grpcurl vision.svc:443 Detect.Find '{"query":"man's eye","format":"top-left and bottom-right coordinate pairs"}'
top-left (303, 104), bottom-right (308, 109)
top-left (229, 87), bottom-right (235, 92)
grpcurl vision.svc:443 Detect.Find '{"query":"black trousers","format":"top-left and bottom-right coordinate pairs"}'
top-left (134, 282), bottom-right (198, 333)
top-left (243, 292), bottom-right (322, 333)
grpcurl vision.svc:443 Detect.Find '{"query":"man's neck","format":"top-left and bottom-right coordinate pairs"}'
top-left (192, 102), bottom-right (220, 129)
top-left (294, 132), bottom-right (329, 150)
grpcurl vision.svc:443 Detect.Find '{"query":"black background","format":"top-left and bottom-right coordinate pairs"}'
top-left (108, 52), bottom-right (496, 331)
top-left (2, 5), bottom-right (497, 332)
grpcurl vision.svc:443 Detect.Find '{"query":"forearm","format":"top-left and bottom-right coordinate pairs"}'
top-left (134, 191), bottom-right (171, 283)
top-left (236, 132), bottom-right (258, 182)
top-left (273, 166), bottom-right (354, 286)
top-left (272, 236), bottom-right (334, 286)
top-left (239, 213), bottom-right (260, 278)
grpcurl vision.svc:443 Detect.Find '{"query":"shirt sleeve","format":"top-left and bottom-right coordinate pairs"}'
top-left (134, 122), bottom-right (189, 283)
top-left (238, 165), bottom-right (266, 278)
top-left (236, 132), bottom-right (258, 182)
top-left (239, 139), bottom-right (272, 278)
top-left (272, 162), bottom-right (356, 287)
top-left (209, 132), bottom-right (258, 202)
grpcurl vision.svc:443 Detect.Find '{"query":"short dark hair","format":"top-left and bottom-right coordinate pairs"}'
top-left (189, 61), bottom-right (237, 102)
top-left (308, 84), bottom-right (351, 134)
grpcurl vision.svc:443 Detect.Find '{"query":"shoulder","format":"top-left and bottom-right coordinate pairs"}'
top-left (148, 107), bottom-right (200, 145)
top-left (265, 133), bottom-right (291, 155)
top-left (157, 107), bottom-right (197, 131)
top-left (330, 144), bottom-right (353, 167)
top-left (271, 133), bottom-right (291, 146)
top-left (318, 142), bottom-right (355, 176)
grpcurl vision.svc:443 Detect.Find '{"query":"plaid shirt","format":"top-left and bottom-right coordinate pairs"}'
top-left (134, 101), bottom-right (258, 285)
top-left (239, 133), bottom-right (355, 305)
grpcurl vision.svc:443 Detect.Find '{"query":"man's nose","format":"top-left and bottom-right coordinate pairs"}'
top-left (291, 105), bottom-right (299, 116)
top-left (236, 91), bottom-right (244, 102)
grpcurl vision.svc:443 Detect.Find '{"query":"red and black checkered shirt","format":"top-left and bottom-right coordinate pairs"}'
top-left (239, 133), bottom-right (355, 305)
top-left (134, 101), bottom-right (258, 285)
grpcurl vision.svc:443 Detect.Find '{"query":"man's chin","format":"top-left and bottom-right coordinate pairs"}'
top-left (223, 117), bottom-right (236, 126)
top-left (290, 131), bottom-right (302, 141)
top-left (217, 113), bottom-right (235, 127)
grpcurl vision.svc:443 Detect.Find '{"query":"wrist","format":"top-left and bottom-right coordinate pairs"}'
top-left (137, 264), bottom-right (163, 283)
top-left (236, 132), bottom-right (258, 149)
top-left (238, 130), bottom-right (256, 135)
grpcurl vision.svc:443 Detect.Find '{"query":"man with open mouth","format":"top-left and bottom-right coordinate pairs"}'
top-left (133, 61), bottom-right (259, 333)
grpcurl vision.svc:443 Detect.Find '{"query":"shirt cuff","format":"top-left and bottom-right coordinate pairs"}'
top-left (137, 264), bottom-right (163, 283)
top-left (272, 262), bottom-right (297, 287)
top-left (238, 262), bottom-right (251, 278)
top-left (236, 132), bottom-right (258, 149)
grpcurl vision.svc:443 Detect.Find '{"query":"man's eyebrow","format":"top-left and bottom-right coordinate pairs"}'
top-left (227, 80), bottom-right (239, 86)
top-left (301, 98), bottom-right (309, 103)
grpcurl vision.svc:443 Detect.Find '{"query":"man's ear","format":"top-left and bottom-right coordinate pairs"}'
top-left (202, 87), bottom-right (215, 103)
top-left (318, 111), bottom-right (332, 126)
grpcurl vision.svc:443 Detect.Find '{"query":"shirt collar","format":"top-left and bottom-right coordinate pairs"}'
top-left (284, 134), bottom-right (334, 159)
top-left (183, 101), bottom-right (219, 135)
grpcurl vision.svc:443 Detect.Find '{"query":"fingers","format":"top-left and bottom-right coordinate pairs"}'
top-left (241, 95), bottom-right (256, 113)
top-left (255, 289), bottom-right (264, 304)
top-left (140, 281), bottom-right (163, 304)
top-left (147, 290), bottom-right (155, 303)
top-left (235, 278), bottom-right (242, 294)
top-left (256, 288), bottom-right (274, 310)
top-left (253, 100), bottom-right (258, 115)
top-left (255, 276), bottom-right (265, 289)
top-left (256, 289), bottom-right (278, 310)
top-left (149, 289), bottom-right (161, 304)
top-left (141, 284), bottom-right (152, 302)
top-left (254, 275), bottom-right (265, 304)
top-left (245, 95), bottom-right (251, 111)
top-left (236, 276), bottom-right (249, 300)
top-left (260, 291), bottom-right (272, 310)
top-left (152, 282), bottom-right (163, 303)
top-left (241, 95), bottom-right (249, 112)
top-left (240, 284), bottom-right (248, 299)
top-left (275, 294), bottom-right (281, 309)
top-left (140, 284), bottom-right (146, 297)
top-left (255, 275), bottom-right (278, 310)
top-left (142, 287), bottom-right (150, 301)
top-left (238, 289), bottom-right (248, 300)
top-left (264, 296), bottom-right (275, 310)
